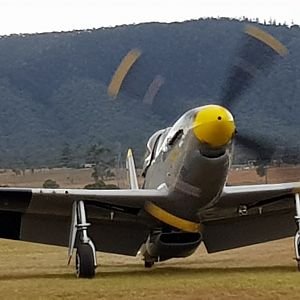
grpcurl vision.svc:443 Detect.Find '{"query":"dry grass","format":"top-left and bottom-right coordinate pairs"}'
top-left (0, 238), bottom-right (299, 299)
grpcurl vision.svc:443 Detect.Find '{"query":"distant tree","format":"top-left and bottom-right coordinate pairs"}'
top-left (105, 169), bottom-right (115, 178)
top-left (12, 169), bottom-right (21, 176)
top-left (256, 165), bottom-right (266, 177)
top-left (91, 168), bottom-right (99, 182)
top-left (86, 142), bottom-right (115, 182)
top-left (255, 164), bottom-right (269, 184)
top-left (43, 179), bottom-right (60, 188)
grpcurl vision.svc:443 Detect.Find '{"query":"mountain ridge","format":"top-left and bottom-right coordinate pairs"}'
top-left (0, 18), bottom-right (299, 167)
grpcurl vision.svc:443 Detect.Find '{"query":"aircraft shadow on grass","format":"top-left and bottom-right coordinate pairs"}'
top-left (0, 265), bottom-right (295, 281)
top-left (0, 273), bottom-right (72, 281)
top-left (97, 265), bottom-right (296, 278)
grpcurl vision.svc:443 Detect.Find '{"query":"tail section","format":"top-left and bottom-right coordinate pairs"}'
top-left (126, 148), bottom-right (139, 190)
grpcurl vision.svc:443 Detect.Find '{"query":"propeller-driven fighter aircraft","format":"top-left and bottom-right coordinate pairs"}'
top-left (0, 25), bottom-right (299, 278)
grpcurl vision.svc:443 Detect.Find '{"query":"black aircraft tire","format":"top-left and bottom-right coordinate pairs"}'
top-left (297, 242), bottom-right (300, 272)
top-left (144, 260), bottom-right (154, 268)
top-left (76, 244), bottom-right (96, 278)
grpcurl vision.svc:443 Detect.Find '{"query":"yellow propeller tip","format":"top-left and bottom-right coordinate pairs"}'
top-left (245, 25), bottom-right (288, 56)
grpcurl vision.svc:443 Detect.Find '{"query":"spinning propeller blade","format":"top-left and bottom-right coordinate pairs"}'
top-left (107, 25), bottom-right (289, 164)
top-left (219, 25), bottom-right (288, 163)
top-left (219, 25), bottom-right (288, 110)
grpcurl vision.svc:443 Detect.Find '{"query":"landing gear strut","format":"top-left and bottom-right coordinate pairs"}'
top-left (294, 193), bottom-right (300, 271)
top-left (68, 201), bottom-right (97, 278)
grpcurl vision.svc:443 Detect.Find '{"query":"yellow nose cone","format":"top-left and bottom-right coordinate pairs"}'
top-left (193, 105), bottom-right (235, 148)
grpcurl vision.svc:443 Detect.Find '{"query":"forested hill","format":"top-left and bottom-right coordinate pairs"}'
top-left (0, 18), bottom-right (299, 167)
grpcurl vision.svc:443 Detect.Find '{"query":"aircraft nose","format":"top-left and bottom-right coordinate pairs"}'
top-left (192, 105), bottom-right (236, 148)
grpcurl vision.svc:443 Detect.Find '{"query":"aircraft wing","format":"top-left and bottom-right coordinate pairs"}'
top-left (219, 182), bottom-right (300, 208)
top-left (202, 182), bottom-right (300, 253)
top-left (0, 187), bottom-right (168, 256)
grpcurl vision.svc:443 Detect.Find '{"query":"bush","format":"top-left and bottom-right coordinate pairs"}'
top-left (84, 180), bottom-right (119, 190)
top-left (42, 179), bottom-right (60, 188)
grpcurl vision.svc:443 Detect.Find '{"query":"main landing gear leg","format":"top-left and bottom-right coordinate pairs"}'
top-left (68, 200), bottom-right (97, 278)
top-left (294, 193), bottom-right (300, 271)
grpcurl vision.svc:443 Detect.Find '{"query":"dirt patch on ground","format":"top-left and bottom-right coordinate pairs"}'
top-left (0, 167), bottom-right (94, 188)
top-left (228, 165), bottom-right (300, 185)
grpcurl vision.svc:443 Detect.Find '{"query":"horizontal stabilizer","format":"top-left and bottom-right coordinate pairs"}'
top-left (126, 149), bottom-right (139, 190)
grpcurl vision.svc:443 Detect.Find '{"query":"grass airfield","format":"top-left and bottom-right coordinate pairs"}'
top-left (0, 237), bottom-right (299, 299)
top-left (0, 166), bottom-right (299, 299)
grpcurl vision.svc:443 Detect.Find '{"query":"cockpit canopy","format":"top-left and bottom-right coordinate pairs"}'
top-left (142, 107), bottom-right (201, 176)
top-left (142, 128), bottom-right (170, 175)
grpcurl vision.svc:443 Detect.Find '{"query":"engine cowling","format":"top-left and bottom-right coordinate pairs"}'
top-left (142, 232), bottom-right (201, 262)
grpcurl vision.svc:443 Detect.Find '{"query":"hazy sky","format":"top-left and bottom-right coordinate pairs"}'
top-left (0, 0), bottom-right (299, 35)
